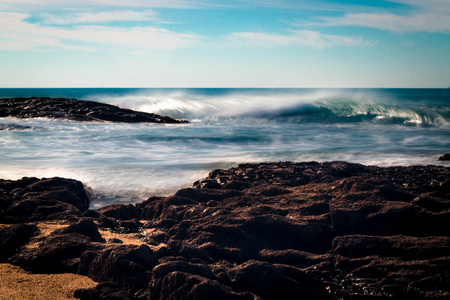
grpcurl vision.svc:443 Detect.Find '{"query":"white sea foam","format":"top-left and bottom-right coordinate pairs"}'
top-left (1, 89), bottom-right (449, 207)
top-left (89, 89), bottom-right (449, 127)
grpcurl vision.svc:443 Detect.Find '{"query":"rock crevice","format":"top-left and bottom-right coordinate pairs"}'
top-left (1, 161), bottom-right (449, 299)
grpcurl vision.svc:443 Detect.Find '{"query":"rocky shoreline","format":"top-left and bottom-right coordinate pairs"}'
top-left (0, 97), bottom-right (187, 124)
top-left (1, 161), bottom-right (449, 299)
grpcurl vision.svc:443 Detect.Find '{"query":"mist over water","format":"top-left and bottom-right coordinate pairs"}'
top-left (1, 88), bottom-right (449, 207)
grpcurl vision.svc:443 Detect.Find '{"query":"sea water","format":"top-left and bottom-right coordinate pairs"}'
top-left (0, 88), bottom-right (449, 207)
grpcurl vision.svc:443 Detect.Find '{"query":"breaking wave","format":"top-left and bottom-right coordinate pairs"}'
top-left (91, 89), bottom-right (450, 127)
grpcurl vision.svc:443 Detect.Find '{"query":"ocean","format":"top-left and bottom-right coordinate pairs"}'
top-left (1, 88), bottom-right (449, 207)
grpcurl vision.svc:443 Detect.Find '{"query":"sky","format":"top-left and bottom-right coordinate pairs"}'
top-left (0, 0), bottom-right (449, 88)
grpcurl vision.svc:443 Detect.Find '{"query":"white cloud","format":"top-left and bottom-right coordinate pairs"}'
top-left (0, 12), bottom-right (202, 51)
top-left (320, 12), bottom-right (450, 33)
top-left (317, 0), bottom-right (450, 33)
top-left (226, 29), bottom-right (374, 48)
top-left (41, 10), bottom-right (157, 25)
top-left (0, 0), bottom-right (203, 9)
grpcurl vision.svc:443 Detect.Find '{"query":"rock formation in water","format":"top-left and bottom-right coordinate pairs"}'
top-left (1, 161), bottom-right (449, 299)
top-left (439, 153), bottom-right (450, 161)
top-left (0, 97), bottom-right (187, 123)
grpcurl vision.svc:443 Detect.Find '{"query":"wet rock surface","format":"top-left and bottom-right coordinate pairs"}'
top-left (0, 97), bottom-right (187, 123)
top-left (439, 153), bottom-right (450, 161)
top-left (0, 161), bottom-right (449, 299)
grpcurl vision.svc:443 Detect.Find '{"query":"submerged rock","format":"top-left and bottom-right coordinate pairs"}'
top-left (0, 97), bottom-right (187, 123)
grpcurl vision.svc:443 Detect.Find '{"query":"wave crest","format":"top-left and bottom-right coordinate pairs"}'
top-left (93, 89), bottom-right (450, 127)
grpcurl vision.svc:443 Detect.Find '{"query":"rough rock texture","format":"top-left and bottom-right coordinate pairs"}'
top-left (1, 162), bottom-right (449, 299)
top-left (138, 162), bottom-right (449, 299)
top-left (0, 97), bottom-right (187, 123)
top-left (0, 177), bottom-right (90, 223)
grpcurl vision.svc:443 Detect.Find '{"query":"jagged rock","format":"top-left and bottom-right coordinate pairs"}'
top-left (0, 224), bottom-right (39, 261)
top-left (96, 204), bottom-right (141, 220)
top-left (152, 260), bottom-right (215, 280)
top-left (87, 244), bottom-right (157, 292)
top-left (1, 162), bottom-right (449, 299)
top-left (9, 233), bottom-right (96, 273)
top-left (74, 281), bottom-right (133, 300)
top-left (149, 271), bottom-right (257, 300)
top-left (0, 177), bottom-right (90, 223)
top-left (438, 153), bottom-right (450, 161)
top-left (228, 260), bottom-right (331, 300)
top-left (53, 218), bottom-right (104, 241)
top-left (332, 235), bottom-right (450, 260)
top-left (258, 249), bottom-right (331, 268)
top-left (0, 97), bottom-right (187, 123)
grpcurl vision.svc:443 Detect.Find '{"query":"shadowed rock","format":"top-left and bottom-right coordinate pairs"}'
top-left (96, 204), bottom-right (142, 220)
top-left (86, 244), bottom-right (157, 292)
top-left (0, 224), bottom-right (39, 261)
top-left (438, 153), bottom-right (450, 161)
top-left (9, 233), bottom-right (96, 274)
top-left (74, 281), bottom-right (133, 300)
top-left (0, 177), bottom-right (90, 223)
top-left (1, 161), bottom-right (449, 299)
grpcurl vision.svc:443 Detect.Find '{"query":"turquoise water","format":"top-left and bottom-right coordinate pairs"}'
top-left (1, 88), bottom-right (449, 207)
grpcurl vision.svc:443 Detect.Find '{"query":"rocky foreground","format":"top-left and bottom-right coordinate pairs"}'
top-left (0, 97), bottom-right (187, 123)
top-left (1, 162), bottom-right (449, 299)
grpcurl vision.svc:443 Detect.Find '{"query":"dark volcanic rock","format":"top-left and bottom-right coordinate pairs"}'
top-left (1, 162), bottom-right (449, 299)
top-left (74, 281), bottom-right (133, 300)
top-left (138, 161), bottom-right (449, 299)
top-left (9, 233), bottom-right (96, 273)
top-left (229, 260), bottom-right (331, 300)
top-left (149, 271), bottom-right (257, 300)
top-left (0, 97), bottom-right (187, 123)
top-left (0, 177), bottom-right (90, 223)
top-left (0, 224), bottom-right (39, 261)
top-left (53, 218), bottom-right (104, 241)
top-left (97, 203), bottom-right (142, 220)
top-left (86, 244), bottom-right (157, 292)
top-left (438, 153), bottom-right (450, 161)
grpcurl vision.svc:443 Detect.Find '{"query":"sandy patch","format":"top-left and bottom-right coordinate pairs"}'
top-left (0, 263), bottom-right (97, 300)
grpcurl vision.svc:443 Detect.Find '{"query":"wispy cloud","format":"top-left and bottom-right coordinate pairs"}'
top-left (0, 12), bottom-right (202, 51)
top-left (41, 10), bottom-right (158, 25)
top-left (226, 29), bottom-right (374, 48)
top-left (319, 13), bottom-right (450, 33)
top-left (0, 0), bottom-right (204, 9)
top-left (317, 0), bottom-right (450, 33)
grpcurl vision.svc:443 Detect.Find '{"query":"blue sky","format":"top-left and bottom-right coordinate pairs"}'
top-left (0, 0), bottom-right (449, 87)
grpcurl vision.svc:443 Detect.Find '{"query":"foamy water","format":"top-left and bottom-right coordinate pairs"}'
top-left (1, 88), bottom-right (449, 207)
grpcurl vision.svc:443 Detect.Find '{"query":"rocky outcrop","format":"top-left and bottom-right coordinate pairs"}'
top-left (0, 177), bottom-right (90, 223)
top-left (0, 97), bottom-right (187, 123)
top-left (1, 162), bottom-right (449, 299)
top-left (439, 153), bottom-right (450, 161)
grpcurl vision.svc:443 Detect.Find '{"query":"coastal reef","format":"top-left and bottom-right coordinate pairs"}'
top-left (0, 97), bottom-right (187, 123)
top-left (0, 162), bottom-right (449, 299)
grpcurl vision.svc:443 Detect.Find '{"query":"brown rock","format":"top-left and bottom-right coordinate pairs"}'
top-left (228, 260), bottom-right (331, 300)
top-left (0, 224), bottom-right (39, 261)
top-left (96, 204), bottom-right (141, 220)
top-left (9, 233), bottom-right (95, 274)
top-left (87, 244), bottom-right (157, 291)
top-left (1, 177), bottom-right (90, 223)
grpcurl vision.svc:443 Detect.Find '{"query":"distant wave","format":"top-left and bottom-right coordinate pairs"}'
top-left (262, 100), bottom-right (450, 127)
top-left (92, 89), bottom-right (450, 127)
